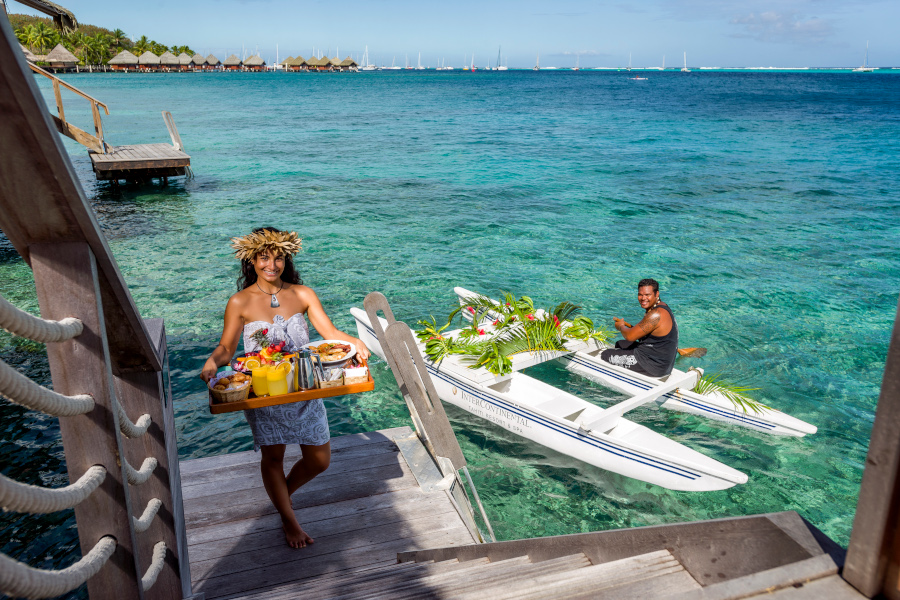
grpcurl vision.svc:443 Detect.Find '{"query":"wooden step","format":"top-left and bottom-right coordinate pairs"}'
top-left (456, 549), bottom-right (699, 600)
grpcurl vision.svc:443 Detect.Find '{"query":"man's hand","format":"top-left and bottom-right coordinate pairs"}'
top-left (614, 317), bottom-right (626, 331)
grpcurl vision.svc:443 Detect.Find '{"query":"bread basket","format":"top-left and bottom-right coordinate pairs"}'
top-left (209, 371), bottom-right (252, 403)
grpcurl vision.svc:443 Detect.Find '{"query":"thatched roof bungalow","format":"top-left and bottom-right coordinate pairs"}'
top-left (45, 43), bottom-right (78, 70)
top-left (108, 49), bottom-right (138, 71)
top-left (243, 54), bottom-right (265, 71)
top-left (138, 51), bottom-right (160, 72)
top-left (307, 56), bottom-right (330, 71)
top-left (338, 56), bottom-right (359, 72)
top-left (177, 52), bottom-right (193, 71)
top-left (223, 54), bottom-right (242, 71)
top-left (286, 56), bottom-right (307, 71)
top-left (159, 51), bottom-right (178, 71)
top-left (191, 54), bottom-right (207, 69)
top-left (204, 54), bottom-right (220, 70)
top-left (20, 44), bottom-right (37, 63)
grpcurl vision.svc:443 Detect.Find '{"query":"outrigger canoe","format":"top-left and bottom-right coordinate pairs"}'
top-left (351, 307), bottom-right (749, 492)
top-left (453, 287), bottom-right (817, 438)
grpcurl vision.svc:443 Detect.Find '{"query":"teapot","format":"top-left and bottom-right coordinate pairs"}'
top-left (295, 349), bottom-right (325, 390)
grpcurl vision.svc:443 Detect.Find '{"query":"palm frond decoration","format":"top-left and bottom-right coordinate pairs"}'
top-left (694, 373), bottom-right (772, 415)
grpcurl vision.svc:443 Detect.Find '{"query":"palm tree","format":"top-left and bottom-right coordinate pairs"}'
top-left (111, 29), bottom-right (127, 51)
top-left (33, 23), bottom-right (54, 54)
top-left (150, 41), bottom-right (168, 55)
top-left (134, 35), bottom-right (151, 54)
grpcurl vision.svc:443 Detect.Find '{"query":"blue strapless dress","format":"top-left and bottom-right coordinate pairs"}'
top-left (242, 314), bottom-right (330, 451)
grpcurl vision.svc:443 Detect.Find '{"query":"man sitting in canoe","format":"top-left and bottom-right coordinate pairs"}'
top-left (601, 278), bottom-right (679, 377)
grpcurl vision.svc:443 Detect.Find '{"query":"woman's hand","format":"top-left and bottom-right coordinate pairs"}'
top-left (354, 338), bottom-right (370, 362)
top-left (200, 358), bottom-right (219, 383)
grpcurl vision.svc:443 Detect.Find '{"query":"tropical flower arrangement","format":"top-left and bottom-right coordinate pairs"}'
top-left (415, 293), bottom-right (616, 376)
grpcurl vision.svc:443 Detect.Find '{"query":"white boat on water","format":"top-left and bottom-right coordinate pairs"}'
top-left (853, 42), bottom-right (875, 72)
top-left (682, 51), bottom-right (690, 72)
top-left (361, 46), bottom-right (377, 71)
top-left (352, 304), bottom-right (750, 492)
top-left (454, 287), bottom-right (817, 438)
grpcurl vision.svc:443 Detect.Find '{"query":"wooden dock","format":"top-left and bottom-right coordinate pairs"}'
top-left (181, 426), bottom-right (477, 599)
top-left (90, 143), bottom-right (190, 181)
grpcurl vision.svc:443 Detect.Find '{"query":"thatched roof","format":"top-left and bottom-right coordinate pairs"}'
top-left (287, 56), bottom-right (307, 66)
top-left (192, 54), bottom-right (207, 66)
top-left (45, 43), bottom-right (78, 65)
top-left (306, 56), bottom-right (326, 67)
top-left (223, 54), bottom-right (242, 66)
top-left (178, 52), bottom-right (193, 65)
top-left (14, 0), bottom-right (77, 33)
top-left (281, 56), bottom-right (294, 65)
top-left (138, 51), bottom-right (160, 65)
top-left (340, 56), bottom-right (358, 67)
top-left (108, 49), bottom-right (139, 65)
top-left (20, 44), bottom-right (37, 63)
top-left (159, 51), bottom-right (179, 65)
top-left (205, 54), bottom-right (220, 65)
top-left (243, 55), bottom-right (265, 66)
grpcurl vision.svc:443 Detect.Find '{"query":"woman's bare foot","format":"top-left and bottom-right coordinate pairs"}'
top-left (282, 520), bottom-right (314, 549)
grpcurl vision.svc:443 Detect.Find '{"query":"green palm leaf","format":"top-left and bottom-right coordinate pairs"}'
top-left (694, 373), bottom-right (771, 415)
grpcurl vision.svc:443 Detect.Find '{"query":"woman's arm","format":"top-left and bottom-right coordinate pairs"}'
top-left (302, 287), bottom-right (370, 361)
top-left (200, 295), bottom-right (245, 382)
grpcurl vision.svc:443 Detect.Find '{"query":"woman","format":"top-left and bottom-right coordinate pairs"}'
top-left (201, 227), bottom-right (369, 548)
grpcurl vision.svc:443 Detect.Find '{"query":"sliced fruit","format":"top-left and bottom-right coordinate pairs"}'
top-left (273, 361), bottom-right (291, 374)
top-left (244, 358), bottom-right (262, 370)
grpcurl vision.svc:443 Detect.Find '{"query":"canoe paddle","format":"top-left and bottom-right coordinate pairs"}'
top-left (619, 321), bottom-right (707, 358)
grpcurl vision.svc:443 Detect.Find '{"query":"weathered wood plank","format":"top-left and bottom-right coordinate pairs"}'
top-left (187, 485), bottom-right (455, 545)
top-left (184, 467), bottom-right (420, 529)
top-left (189, 499), bottom-right (461, 565)
top-left (30, 242), bottom-right (142, 599)
top-left (181, 445), bottom-right (403, 500)
top-left (180, 427), bottom-right (411, 476)
top-left (181, 439), bottom-right (402, 489)
top-left (193, 526), bottom-right (475, 599)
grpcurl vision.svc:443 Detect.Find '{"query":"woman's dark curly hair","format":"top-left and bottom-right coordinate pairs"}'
top-left (236, 226), bottom-right (303, 291)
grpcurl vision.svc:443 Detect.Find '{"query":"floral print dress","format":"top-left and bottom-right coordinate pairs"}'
top-left (242, 314), bottom-right (330, 451)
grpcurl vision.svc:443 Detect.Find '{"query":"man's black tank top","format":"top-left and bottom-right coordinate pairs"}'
top-left (634, 303), bottom-right (679, 377)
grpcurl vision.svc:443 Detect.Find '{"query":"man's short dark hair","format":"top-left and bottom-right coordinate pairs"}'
top-left (638, 278), bottom-right (659, 292)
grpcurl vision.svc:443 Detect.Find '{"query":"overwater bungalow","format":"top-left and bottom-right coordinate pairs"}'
top-left (279, 56), bottom-right (293, 71)
top-left (44, 43), bottom-right (78, 71)
top-left (138, 50), bottom-right (160, 72)
top-left (243, 54), bottom-right (265, 71)
top-left (338, 56), bottom-right (359, 72)
top-left (286, 55), bottom-right (308, 71)
top-left (108, 49), bottom-right (138, 71)
top-left (222, 54), bottom-right (242, 71)
top-left (176, 52), bottom-right (192, 71)
top-left (307, 55), bottom-right (330, 71)
top-left (190, 53), bottom-right (206, 70)
top-left (204, 53), bottom-right (220, 70)
top-left (158, 51), bottom-right (178, 72)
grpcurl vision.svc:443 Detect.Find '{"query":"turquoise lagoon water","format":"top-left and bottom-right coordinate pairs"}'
top-left (2, 70), bottom-right (899, 592)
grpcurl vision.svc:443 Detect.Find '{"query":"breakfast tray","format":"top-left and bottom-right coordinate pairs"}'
top-left (208, 364), bottom-right (375, 415)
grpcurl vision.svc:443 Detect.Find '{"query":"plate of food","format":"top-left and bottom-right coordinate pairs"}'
top-left (303, 340), bottom-right (356, 365)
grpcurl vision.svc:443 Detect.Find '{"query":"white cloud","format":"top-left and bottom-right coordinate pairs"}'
top-left (729, 11), bottom-right (834, 44)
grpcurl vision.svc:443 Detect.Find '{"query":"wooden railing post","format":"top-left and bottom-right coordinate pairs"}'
top-left (91, 101), bottom-right (106, 153)
top-left (29, 241), bottom-right (144, 600)
top-left (52, 78), bottom-right (65, 126)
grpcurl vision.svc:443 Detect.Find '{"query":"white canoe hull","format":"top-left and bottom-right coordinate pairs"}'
top-left (559, 350), bottom-right (817, 437)
top-left (352, 308), bottom-right (747, 492)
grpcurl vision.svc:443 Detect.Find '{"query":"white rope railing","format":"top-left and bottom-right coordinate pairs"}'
top-left (0, 295), bottom-right (83, 343)
top-left (0, 535), bottom-right (116, 599)
top-left (140, 542), bottom-right (166, 591)
top-left (117, 402), bottom-right (151, 439)
top-left (124, 457), bottom-right (157, 486)
top-left (0, 360), bottom-right (93, 417)
top-left (132, 498), bottom-right (162, 534)
top-left (0, 466), bottom-right (106, 514)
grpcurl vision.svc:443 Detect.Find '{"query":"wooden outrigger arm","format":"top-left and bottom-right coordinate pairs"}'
top-left (576, 369), bottom-right (702, 434)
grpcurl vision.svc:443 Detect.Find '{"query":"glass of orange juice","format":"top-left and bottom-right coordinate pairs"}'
top-left (251, 365), bottom-right (270, 397)
top-left (266, 368), bottom-right (289, 397)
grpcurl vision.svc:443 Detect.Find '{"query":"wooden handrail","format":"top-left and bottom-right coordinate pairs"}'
top-left (29, 62), bottom-right (109, 113)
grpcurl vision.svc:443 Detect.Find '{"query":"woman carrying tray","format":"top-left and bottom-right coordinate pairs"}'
top-left (200, 227), bottom-right (369, 548)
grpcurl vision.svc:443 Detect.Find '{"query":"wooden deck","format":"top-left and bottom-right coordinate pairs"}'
top-left (181, 426), bottom-right (477, 599)
top-left (89, 143), bottom-right (190, 181)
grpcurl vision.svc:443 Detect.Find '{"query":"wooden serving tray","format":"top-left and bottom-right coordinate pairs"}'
top-left (208, 368), bottom-right (375, 414)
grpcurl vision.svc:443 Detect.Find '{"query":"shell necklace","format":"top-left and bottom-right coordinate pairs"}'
top-left (257, 280), bottom-right (284, 308)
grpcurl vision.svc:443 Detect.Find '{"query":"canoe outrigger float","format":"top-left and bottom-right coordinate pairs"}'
top-left (351, 289), bottom-right (816, 492)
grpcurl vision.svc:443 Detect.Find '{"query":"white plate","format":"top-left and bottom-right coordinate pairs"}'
top-left (302, 340), bottom-right (357, 365)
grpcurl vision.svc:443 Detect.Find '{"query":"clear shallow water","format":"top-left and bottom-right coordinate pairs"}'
top-left (2, 70), bottom-right (899, 592)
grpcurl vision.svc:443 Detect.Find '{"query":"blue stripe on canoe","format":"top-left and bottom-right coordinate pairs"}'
top-left (563, 355), bottom-right (776, 430)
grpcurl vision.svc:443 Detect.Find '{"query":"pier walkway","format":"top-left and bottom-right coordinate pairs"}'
top-left (182, 426), bottom-right (477, 599)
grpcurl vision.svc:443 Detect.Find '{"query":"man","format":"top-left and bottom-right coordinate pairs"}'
top-left (601, 278), bottom-right (678, 377)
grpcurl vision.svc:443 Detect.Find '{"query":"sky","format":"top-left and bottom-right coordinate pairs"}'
top-left (10, 0), bottom-right (899, 68)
